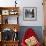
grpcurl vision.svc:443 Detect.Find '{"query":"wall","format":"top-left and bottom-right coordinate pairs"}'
top-left (18, 0), bottom-right (44, 26)
top-left (43, 0), bottom-right (46, 45)
top-left (0, 0), bottom-right (44, 26)
top-left (43, 0), bottom-right (46, 26)
top-left (0, 0), bottom-right (15, 7)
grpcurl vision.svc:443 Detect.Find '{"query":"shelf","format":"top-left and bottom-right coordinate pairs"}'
top-left (0, 7), bottom-right (19, 24)
top-left (1, 15), bottom-right (18, 24)
top-left (1, 40), bottom-right (19, 46)
top-left (2, 40), bottom-right (19, 43)
top-left (0, 7), bottom-right (19, 16)
top-left (0, 24), bottom-right (19, 32)
top-left (0, 7), bottom-right (19, 46)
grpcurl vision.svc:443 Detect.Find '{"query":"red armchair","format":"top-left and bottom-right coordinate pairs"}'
top-left (21, 28), bottom-right (41, 46)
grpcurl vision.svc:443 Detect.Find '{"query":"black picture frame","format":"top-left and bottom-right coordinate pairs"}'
top-left (23, 7), bottom-right (37, 21)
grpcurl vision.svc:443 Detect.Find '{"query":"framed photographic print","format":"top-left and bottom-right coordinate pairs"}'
top-left (2, 10), bottom-right (9, 15)
top-left (23, 7), bottom-right (37, 21)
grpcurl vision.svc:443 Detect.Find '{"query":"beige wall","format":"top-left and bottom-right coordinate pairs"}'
top-left (43, 0), bottom-right (46, 46)
top-left (43, 0), bottom-right (46, 26)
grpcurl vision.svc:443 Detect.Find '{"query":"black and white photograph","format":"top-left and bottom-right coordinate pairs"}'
top-left (23, 7), bottom-right (37, 21)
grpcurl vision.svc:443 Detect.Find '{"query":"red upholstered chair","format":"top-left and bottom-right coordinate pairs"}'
top-left (21, 28), bottom-right (41, 46)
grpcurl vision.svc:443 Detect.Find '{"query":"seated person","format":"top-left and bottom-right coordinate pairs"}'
top-left (21, 28), bottom-right (41, 46)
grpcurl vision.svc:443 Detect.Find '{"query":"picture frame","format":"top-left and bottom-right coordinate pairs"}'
top-left (2, 10), bottom-right (9, 15)
top-left (9, 10), bottom-right (18, 15)
top-left (23, 7), bottom-right (37, 21)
